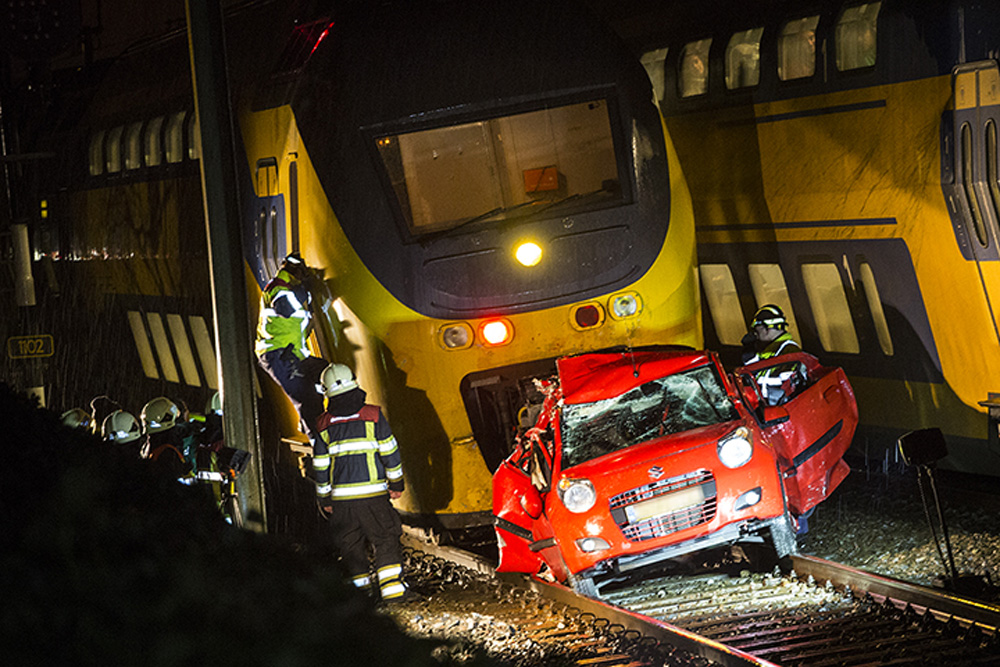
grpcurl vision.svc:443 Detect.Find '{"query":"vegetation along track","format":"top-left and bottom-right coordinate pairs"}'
top-left (399, 534), bottom-right (1000, 666)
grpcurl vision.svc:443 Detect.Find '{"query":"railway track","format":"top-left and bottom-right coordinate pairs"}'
top-left (398, 533), bottom-right (1000, 666)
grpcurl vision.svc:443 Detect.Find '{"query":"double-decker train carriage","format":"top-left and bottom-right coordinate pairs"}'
top-left (613, 0), bottom-right (1000, 475)
top-left (5, 0), bottom-right (701, 534)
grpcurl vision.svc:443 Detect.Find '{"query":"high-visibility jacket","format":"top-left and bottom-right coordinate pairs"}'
top-left (314, 404), bottom-right (404, 501)
top-left (254, 268), bottom-right (312, 360)
top-left (746, 333), bottom-right (802, 403)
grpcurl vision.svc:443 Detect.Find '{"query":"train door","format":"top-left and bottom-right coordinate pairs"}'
top-left (950, 62), bottom-right (1000, 343)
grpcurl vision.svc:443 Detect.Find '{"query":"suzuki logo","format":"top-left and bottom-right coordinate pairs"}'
top-left (648, 466), bottom-right (664, 480)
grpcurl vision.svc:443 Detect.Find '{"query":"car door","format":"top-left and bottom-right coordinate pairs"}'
top-left (492, 440), bottom-right (548, 574)
top-left (736, 352), bottom-right (858, 515)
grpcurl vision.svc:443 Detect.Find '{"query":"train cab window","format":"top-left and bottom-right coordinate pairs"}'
top-left (835, 2), bottom-right (880, 71)
top-left (105, 125), bottom-right (123, 173)
top-left (858, 262), bottom-right (894, 356)
top-left (375, 98), bottom-right (622, 235)
top-left (801, 262), bottom-right (860, 353)
top-left (145, 116), bottom-right (164, 167)
top-left (699, 264), bottom-right (746, 345)
top-left (124, 121), bottom-right (143, 170)
top-left (679, 39), bottom-right (711, 97)
top-left (778, 16), bottom-right (819, 81)
top-left (748, 263), bottom-right (800, 341)
top-left (187, 112), bottom-right (201, 160)
top-left (88, 130), bottom-right (105, 176)
top-left (725, 28), bottom-right (763, 89)
top-left (165, 111), bottom-right (186, 164)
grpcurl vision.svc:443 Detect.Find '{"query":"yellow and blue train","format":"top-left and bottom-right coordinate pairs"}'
top-left (6, 0), bottom-right (700, 535)
top-left (620, 0), bottom-right (1000, 475)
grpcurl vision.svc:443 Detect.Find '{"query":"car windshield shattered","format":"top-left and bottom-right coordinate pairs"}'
top-left (559, 364), bottom-right (739, 468)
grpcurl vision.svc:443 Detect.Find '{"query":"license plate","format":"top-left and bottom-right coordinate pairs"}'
top-left (624, 485), bottom-right (706, 523)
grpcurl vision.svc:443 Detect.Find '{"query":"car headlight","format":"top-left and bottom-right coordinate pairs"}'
top-left (718, 426), bottom-right (753, 469)
top-left (558, 478), bottom-right (597, 514)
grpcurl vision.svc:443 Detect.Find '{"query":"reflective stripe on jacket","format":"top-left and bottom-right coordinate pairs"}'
top-left (314, 404), bottom-right (404, 501)
top-left (254, 269), bottom-right (312, 359)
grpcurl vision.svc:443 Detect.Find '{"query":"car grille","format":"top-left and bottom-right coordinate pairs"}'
top-left (609, 469), bottom-right (717, 542)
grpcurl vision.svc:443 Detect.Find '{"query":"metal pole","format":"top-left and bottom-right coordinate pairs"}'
top-left (185, 0), bottom-right (266, 532)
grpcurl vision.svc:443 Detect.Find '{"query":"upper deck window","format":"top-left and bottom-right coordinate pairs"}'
top-left (124, 121), bottom-right (143, 170)
top-left (375, 98), bottom-right (622, 236)
top-left (835, 2), bottom-right (880, 71)
top-left (725, 28), bottom-right (763, 89)
top-left (105, 125), bottom-right (123, 173)
top-left (145, 116), bottom-right (164, 167)
top-left (88, 130), bottom-right (105, 176)
top-left (165, 111), bottom-right (186, 164)
top-left (778, 16), bottom-right (819, 81)
top-left (679, 39), bottom-right (711, 97)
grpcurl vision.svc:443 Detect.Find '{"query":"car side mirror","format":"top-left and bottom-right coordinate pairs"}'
top-left (761, 404), bottom-right (790, 427)
top-left (519, 488), bottom-right (543, 519)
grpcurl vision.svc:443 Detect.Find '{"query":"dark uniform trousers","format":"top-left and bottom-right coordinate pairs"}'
top-left (330, 495), bottom-right (404, 596)
top-left (259, 345), bottom-right (328, 442)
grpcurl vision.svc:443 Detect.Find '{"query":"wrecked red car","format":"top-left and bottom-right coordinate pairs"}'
top-left (492, 347), bottom-right (857, 596)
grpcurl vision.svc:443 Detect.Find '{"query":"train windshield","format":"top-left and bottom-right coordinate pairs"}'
top-left (559, 365), bottom-right (739, 468)
top-left (375, 98), bottom-right (623, 235)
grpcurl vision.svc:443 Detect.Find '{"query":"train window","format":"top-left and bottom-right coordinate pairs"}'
top-left (801, 263), bottom-right (860, 353)
top-left (376, 98), bottom-right (621, 235)
top-left (835, 2), bottom-right (880, 71)
top-left (145, 312), bottom-right (181, 383)
top-left (699, 264), bottom-right (745, 345)
top-left (124, 121), bottom-right (143, 170)
top-left (987, 120), bottom-right (1000, 229)
top-left (679, 39), bottom-right (711, 97)
top-left (165, 111), bottom-right (186, 164)
top-left (640, 47), bottom-right (668, 105)
top-left (127, 310), bottom-right (160, 380)
top-left (961, 123), bottom-right (989, 247)
top-left (778, 16), bottom-right (819, 81)
top-left (748, 263), bottom-right (800, 341)
top-left (725, 28), bottom-right (763, 89)
top-left (188, 316), bottom-right (219, 390)
top-left (166, 314), bottom-right (201, 387)
top-left (88, 130), bottom-right (105, 176)
top-left (187, 112), bottom-right (201, 160)
top-left (858, 262), bottom-right (893, 356)
top-left (105, 125), bottom-right (123, 173)
top-left (145, 116), bottom-right (163, 167)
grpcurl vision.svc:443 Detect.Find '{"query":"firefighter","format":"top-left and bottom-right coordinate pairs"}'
top-left (315, 363), bottom-right (410, 602)
top-left (60, 407), bottom-right (94, 433)
top-left (741, 304), bottom-right (803, 406)
top-left (254, 252), bottom-right (328, 448)
top-left (101, 409), bottom-right (143, 452)
top-left (139, 396), bottom-right (191, 479)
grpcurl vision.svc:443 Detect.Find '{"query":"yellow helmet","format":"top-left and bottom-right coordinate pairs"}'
top-left (317, 363), bottom-right (358, 397)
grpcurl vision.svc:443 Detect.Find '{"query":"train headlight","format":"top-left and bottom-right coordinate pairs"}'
top-left (439, 323), bottom-right (472, 350)
top-left (558, 478), bottom-right (597, 514)
top-left (609, 292), bottom-right (641, 319)
top-left (717, 426), bottom-right (753, 469)
top-left (480, 318), bottom-right (513, 346)
top-left (514, 241), bottom-right (543, 267)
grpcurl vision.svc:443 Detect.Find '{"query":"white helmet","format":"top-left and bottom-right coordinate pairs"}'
top-left (141, 396), bottom-right (181, 433)
top-left (61, 408), bottom-right (93, 431)
top-left (206, 391), bottom-right (222, 415)
top-left (102, 410), bottom-right (142, 444)
top-left (317, 363), bottom-right (358, 397)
